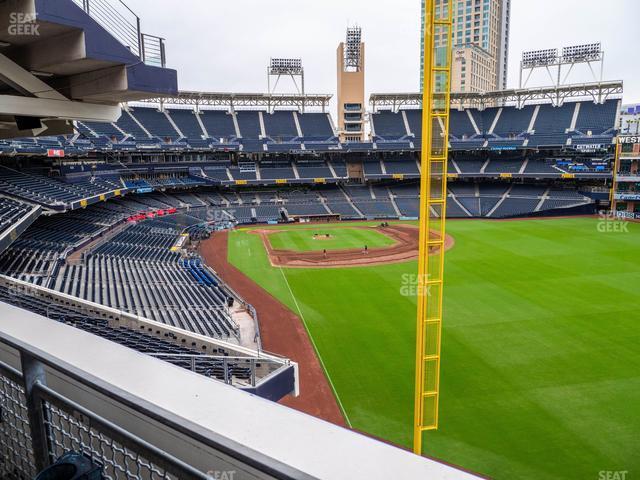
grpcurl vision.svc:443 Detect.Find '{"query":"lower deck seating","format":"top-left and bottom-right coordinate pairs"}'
top-left (395, 198), bottom-right (419, 217)
top-left (446, 199), bottom-right (471, 218)
top-left (480, 197), bottom-right (502, 216)
top-left (296, 163), bottom-right (333, 179)
top-left (253, 205), bottom-right (281, 222)
top-left (0, 166), bottom-right (120, 208)
top-left (455, 158), bottom-right (485, 173)
top-left (53, 221), bottom-right (238, 340)
top-left (0, 183), bottom-right (595, 338)
top-left (0, 285), bottom-right (250, 383)
top-left (286, 203), bottom-right (329, 216)
top-left (0, 197), bottom-right (34, 237)
top-left (325, 201), bottom-right (361, 218)
top-left (351, 200), bottom-right (397, 218)
top-left (539, 198), bottom-right (586, 210)
top-left (524, 159), bottom-right (561, 174)
top-left (457, 197), bottom-right (481, 216)
top-left (484, 159), bottom-right (525, 174)
top-left (0, 210), bottom-right (111, 284)
top-left (490, 198), bottom-right (541, 218)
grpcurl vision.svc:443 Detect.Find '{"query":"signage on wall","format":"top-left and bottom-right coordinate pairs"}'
top-left (617, 135), bottom-right (640, 144)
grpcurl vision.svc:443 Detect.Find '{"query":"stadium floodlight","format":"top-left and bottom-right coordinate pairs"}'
top-left (267, 58), bottom-right (305, 100)
top-left (269, 58), bottom-right (303, 76)
top-left (521, 48), bottom-right (558, 68)
top-left (561, 43), bottom-right (602, 63)
top-left (344, 26), bottom-right (362, 71)
top-left (519, 42), bottom-right (605, 89)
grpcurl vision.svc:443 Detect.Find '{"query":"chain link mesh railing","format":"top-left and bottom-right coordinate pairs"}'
top-left (0, 368), bottom-right (36, 479)
top-left (0, 358), bottom-right (210, 479)
top-left (44, 401), bottom-right (176, 480)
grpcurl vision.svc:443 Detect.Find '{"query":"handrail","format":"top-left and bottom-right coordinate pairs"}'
top-left (71, 0), bottom-right (167, 67)
top-left (35, 381), bottom-right (210, 478)
top-left (141, 34), bottom-right (166, 68)
top-left (0, 273), bottom-right (291, 365)
top-left (0, 305), bottom-right (309, 479)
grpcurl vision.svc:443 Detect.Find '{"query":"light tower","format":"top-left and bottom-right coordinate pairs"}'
top-left (519, 43), bottom-right (605, 89)
top-left (336, 26), bottom-right (365, 142)
top-left (267, 58), bottom-right (305, 95)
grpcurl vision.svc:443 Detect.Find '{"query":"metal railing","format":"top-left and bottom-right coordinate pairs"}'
top-left (148, 354), bottom-right (261, 387)
top-left (141, 34), bottom-right (167, 68)
top-left (71, 0), bottom-right (167, 67)
top-left (0, 363), bottom-right (35, 479)
top-left (0, 354), bottom-right (209, 479)
top-left (0, 300), bottom-right (480, 479)
top-left (0, 276), bottom-right (294, 393)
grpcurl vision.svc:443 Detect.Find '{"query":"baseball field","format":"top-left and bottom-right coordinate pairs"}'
top-left (223, 217), bottom-right (639, 479)
top-left (267, 225), bottom-right (395, 251)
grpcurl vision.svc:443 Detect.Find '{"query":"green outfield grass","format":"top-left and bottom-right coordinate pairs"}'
top-left (228, 218), bottom-right (640, 480)
top-left (267, 225), bottom-right (395, 252)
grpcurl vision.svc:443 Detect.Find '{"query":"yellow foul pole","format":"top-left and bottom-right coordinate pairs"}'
top-left (609, 139), bottom-right (621, 210)
top-left (413, 0), bottom-right (453, 455)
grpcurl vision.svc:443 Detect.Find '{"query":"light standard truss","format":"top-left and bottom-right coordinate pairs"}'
top-left (134, 91), bottom-right (332, 114)
top-left (413, 0), bottom-right (452, 456)
top-left (369, 81), bottom-right (623, 111)
top-left (519, 43), bottom-right (605, 90)
top-left (267, 58), bottom-right (305, 96)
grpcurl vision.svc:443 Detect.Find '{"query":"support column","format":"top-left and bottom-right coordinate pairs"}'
top-left (20, 352), bottom-right (50, 471)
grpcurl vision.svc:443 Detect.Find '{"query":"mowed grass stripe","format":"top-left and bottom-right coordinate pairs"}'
top-left (228, 218), bottom-right (640, 480)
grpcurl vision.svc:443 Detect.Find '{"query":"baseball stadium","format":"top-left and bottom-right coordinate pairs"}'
top-left (0, 0), bottom-right (637, 478)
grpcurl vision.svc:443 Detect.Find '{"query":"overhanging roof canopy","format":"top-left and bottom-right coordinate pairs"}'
top-left (370, 81), bottom-right (624, 110)
top-left (137, 91), bottom-right (332, 110)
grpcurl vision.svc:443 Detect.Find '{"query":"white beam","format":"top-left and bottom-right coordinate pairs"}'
top-left (0, 53), bottom-right (66, 100)
top-left (0, 95), bottom-right (121, 122)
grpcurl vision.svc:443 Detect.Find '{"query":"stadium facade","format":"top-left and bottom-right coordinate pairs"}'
top-left (611, 136), bottom-right (640, 218)
top-left (620, 103), bottom-right (640, 134)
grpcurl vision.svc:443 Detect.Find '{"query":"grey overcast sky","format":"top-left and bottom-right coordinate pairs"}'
top-left (127, 0), bottom-right (639, 104)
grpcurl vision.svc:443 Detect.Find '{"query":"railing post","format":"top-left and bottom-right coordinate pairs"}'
top-left (20, 352), bottom-right (50, 472)
top-left (160, 38), bottom-right (166, 68)
top-left (138, 21), bottom-right (144, 60)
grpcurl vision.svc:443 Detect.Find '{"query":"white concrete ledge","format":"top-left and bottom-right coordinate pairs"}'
top-left (0, 302), bottom-right (481, 479)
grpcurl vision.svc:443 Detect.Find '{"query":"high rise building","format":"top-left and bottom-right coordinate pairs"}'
top-left (421, 0), bottom-right (510, 94)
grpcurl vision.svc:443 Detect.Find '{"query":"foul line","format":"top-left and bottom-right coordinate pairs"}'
top-left (277, 266), bottom-right (353, 428)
